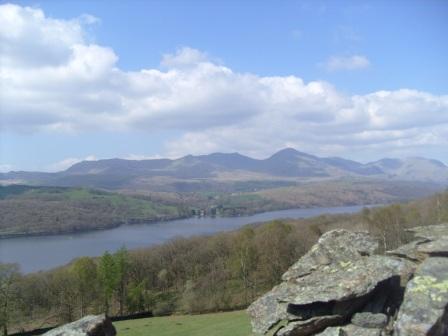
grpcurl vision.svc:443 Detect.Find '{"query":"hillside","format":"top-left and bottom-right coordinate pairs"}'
top-left (0, 185), bottom-right (185, 237)
top-left (0, 179), bottom-right (442, 238)
top-left (1, 149), bottom-right (447, 193)
top-left (5, 190), bottom-right (448, 333)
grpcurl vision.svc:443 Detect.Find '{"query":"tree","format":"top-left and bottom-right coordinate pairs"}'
top-left (0, 264), bottom-right (20, 336)
top-left (113, 247), bottom-right (129, 316)
top-left (126, 280), bottom-right (148, 313)
top-left (71, 257), bottom-right (97, 316)
top-left (98, 252), bottom-right (118, 315)
top-left (365, 204), bottom-right (407, 251)
top-left (256, 221), bottom-right (295, 287)
top-left (49, 269), bottom-right (78, 322)
top-left (230, 227), bottom-right (258, 305)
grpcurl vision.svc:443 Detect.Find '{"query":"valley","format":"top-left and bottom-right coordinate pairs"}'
top-left (1, 149), bottom-right (446, 238)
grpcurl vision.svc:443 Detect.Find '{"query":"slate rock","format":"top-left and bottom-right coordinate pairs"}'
top-left (394, 257), bottom-right (448, 336)
top-left (247, 229), bottom-right (410, 336)
top-left (407, 223), bottom-right (448, 241)
top-left (282, 230), bottom-right (379, 281)
top-left (277, 255), bottom-right (411, 305)
top-left (247, 287), bottom-right (288, 335)
top-left (417, 237), bottom-right (448, 257)
top-left (386, 239), bottom-right (429, 262)
top-left (42, 315), bottom-right (116, 336)
top-left (275, 315), bottom-right (343, 336)
top-left (351, 312), bottom-right (387, 329)
top-left (316, 324), bottom-right (383, 336)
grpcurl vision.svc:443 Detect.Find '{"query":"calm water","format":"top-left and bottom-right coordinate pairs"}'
top-left (0, 205), bottom-right (367, 273)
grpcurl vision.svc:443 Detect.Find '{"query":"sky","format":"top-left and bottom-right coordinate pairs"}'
top-left (0, 0), bottom-right (447, 172)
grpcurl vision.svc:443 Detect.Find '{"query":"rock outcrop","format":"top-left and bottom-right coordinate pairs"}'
top-left (42, 314), bottom-right (116, 336)
top-left (248, 224), bottom-right (448, 336)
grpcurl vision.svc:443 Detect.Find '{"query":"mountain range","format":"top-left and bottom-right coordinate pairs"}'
top-left (1, 148), bottom-right (447, 192)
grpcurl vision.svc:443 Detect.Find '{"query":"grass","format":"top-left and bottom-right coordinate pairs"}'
top-left (114, 310), bottom-right (253, 336)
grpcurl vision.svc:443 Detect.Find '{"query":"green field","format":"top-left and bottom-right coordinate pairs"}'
top-left (114, 310), bottom-right (253, 336)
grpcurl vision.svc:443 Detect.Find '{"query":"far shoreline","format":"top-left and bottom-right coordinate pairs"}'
top-left (0, 201), bottom-right (384, 240)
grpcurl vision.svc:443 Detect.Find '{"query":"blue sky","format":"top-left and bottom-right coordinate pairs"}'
top-left (0, 0), bottom-right (447, 171)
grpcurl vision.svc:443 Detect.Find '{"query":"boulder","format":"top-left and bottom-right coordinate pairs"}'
top-left (386, 239), bottom-right (429, 262)
top-left (42, 314), bottom-right (116, 336)
top-left (417, 237), bottom-right (448, 257)
top-left (248, 289), bottom-right (288, 335)
top-left (394, 257), bottom-right (448, 336)
top-left (248, 224), bottom-right (448, 336)
top-left (277, 255), bottom-right (410, 306)
top-left (407, 223), bottom-right (448, 240)
top-left (282, 230), bottom-right (378, 281)
top-left (317, 324), bottom-right (383, 336)
top-left (247, 230), bottom-right (411, 336)
top-left (275, 316), bottom-right (343, 336)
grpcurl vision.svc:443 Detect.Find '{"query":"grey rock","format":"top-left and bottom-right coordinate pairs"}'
top-left (407, 223), bottom-right (448, 241)
top-left (247, 286), bottom-right (288, 335)
top-left (394, 257), bottom-right (448, 336)
top-left (282, 230), bottom-right (378, 281)
top-left (248, 225), bottom-right (448, 336)
top-left (317, 325), bottom-right (383, 336)
top-left (247, 230), bottom-right (409, 335)
top-left (351, 312), bottom-right (387, 329)
top-left (386, 239), bottom-right (429, 262)
top-left (275, 315), bottom-right (342, 336)
top-left (42, 315), bottom-right (116, 336)
top-left (417, 237), bottom-right (448, 257)
top-left (277, 255), bottom-right (411, 305)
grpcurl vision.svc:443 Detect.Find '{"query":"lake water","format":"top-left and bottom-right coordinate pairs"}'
top-left (0, 205), bottom-right (367, 273)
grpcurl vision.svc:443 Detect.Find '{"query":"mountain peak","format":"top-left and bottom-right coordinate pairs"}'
top-left (269, 148), bottom-right (316, 160)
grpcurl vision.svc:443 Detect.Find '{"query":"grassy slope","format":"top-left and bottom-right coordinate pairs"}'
top-left (115, 310), bottom-right (252, 336)
top-left (0, 185), bottom-right (182, 237)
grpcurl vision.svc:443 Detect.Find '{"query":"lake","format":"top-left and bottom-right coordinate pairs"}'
top-left (0, 205), bottom-right (368, 273)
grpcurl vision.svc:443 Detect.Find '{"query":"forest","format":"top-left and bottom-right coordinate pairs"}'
top-left (0, 186), bottom-right (186, 237)
top-left (1, 189), bottom-right (447, 334)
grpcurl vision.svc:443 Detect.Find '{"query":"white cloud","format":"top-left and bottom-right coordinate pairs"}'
top-left (161, 47), bottom-right (211, 68)
top-left (0, 4), bottom-right (447, 162)
top-left (0, 164), bottom-right (14, 173)
top-left (124, 154), bottom-right (168, 160)
top-left (323, 55), bottom-right (370, 71)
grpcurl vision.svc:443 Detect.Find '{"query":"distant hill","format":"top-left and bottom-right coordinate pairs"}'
top-left (1, 148), bottom-right (447, 191)
top-left (0, 185), bottom-right (185, 237)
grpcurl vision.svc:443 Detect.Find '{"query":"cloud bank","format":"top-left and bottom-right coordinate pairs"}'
top-left (1, 4), bottom-right (447, 160)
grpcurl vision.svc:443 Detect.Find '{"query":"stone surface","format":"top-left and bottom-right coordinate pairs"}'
top-left (417, 237), bottom-right (448, 257)
top-left (407, 223), bottom-right (448, 240)
top-left (247, 230), bottom-right (409, 335)
top-left (248, 224), bottom-right (448, 336)
top-left (282, 230), bottom-right (378, 281)
top-left (394, 257), bottom-right (448, 336)
top-left (351, 312), bottom-right (387, 329)
top-left (386, 239), bottom-right (428, 262)
top-left (42, 314), bottom-right (116, 336)
top-left (247, 288), bottom-right (288, 335)
top-left (275, 316), bottom-right (343, 336)
top-left (276, 255), bottom-right (411, 306)
top-left (317, 325), bottom-right (382, 336)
